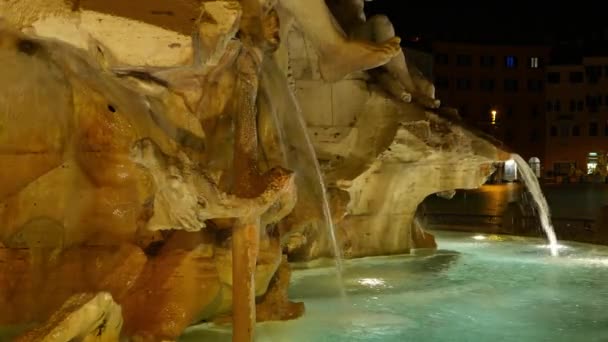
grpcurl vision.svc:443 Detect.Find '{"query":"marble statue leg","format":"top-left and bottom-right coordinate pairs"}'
top-left (361, 15), bottom-right (440, 108)
top-left (279, 0), bottom-right (401, 82)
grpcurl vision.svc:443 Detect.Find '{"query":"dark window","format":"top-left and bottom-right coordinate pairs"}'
top-left (577, 100), bottom-right (584, 111)
top-left (529, 128), bottom-right (539, 142)
top-left (605, 95), bottom-right (608, 106)
top-left (505, 106), bottom-right (514, 118)
top-left (550, 125), bottom-right (557, 136)
top-left (573, 125), bottom-right (581, 136)
top-left (435, 76), bottom-right (449, 89)
top-left (480, 55), bottom-right (495, 67)
top-left (527, 79), bottom-right (543, 92)
top-left (589, 75), bottom-right (599, 84)
top-left (570, 71), bottom-right (584, 83)
top-left (505, 56), bottom-right (518, 68)
top-left (554, 100), bottom-right (561, 111)
top-left (546, 101), bottom-right (553, 112)
top-left (569, 100), bottom-right (576, 111)
top-left (547, 72), bottom-right (561, 83)
top-left (585, 65), bottom-right (601, 83)
top-left (456, 54), bottom-right (472, 66)
top-left (531, 105), bottom-right (539, 118)
top-left (480, 79), bottom-right (495, 91)
top-left (587, 95), bottom-right (600, 112)
top-left (504, 79), bottom-right (518, 92)
top-left (436, 53), bottom-right (449, 65)
top-left (590, 122), bottom-right (598, 136)
top-left (456, 78), bottom-right (471, 90)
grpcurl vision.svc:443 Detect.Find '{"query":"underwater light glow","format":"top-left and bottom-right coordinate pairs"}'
top-left (358, 278), bottom-right (385, 287)
top-left (536, 244), bottom-right (569, 251)
top-left (574, 258), bottom-right (608, 267)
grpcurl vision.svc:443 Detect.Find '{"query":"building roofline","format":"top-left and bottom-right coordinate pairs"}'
top-left (431, 38), bottom-right (553, 49)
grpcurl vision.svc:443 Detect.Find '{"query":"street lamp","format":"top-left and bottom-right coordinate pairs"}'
top-left (490, 109), bottom-right (497, 125)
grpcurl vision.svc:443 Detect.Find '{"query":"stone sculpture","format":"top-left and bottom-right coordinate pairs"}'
top-left (325, 0), bottom-right (439, 107)
top-left (0, 1), bottom-right (504, 341)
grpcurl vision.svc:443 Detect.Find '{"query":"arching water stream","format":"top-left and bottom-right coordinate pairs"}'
top-left (260, 59), bottom-right (345, 295)
top-left (512, 154), bottom-right (560, 256)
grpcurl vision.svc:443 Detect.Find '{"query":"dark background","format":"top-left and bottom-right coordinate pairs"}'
top-left (363, 2), bottom-right (608, 46)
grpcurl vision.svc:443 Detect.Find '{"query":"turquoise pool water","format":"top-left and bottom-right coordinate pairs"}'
top-left (182, 230), bottom-right (608, 341)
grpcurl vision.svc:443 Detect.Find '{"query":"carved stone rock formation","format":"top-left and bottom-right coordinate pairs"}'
top-left (0, 0), bottom-right (506, 341)
top-left (15, 292), bottom-right (123, 342)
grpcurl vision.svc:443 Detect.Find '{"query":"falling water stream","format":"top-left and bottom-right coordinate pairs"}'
top-left (261, 60), bottom-right (346, 296)
top-left (511, 154), bottom-right (560, 256)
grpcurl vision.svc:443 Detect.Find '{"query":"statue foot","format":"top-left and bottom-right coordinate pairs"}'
top-left (415, 95), bottom-right (440, 109)
top-left (400, 91), bottom-right (412, 103)
top-left (319, 36), bottom-right (401, 82)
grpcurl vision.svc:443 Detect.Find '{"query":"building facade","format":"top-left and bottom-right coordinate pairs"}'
top-left (431, 41), bottom-right (551, 168)
top-left (545, 56), bottom-right (608, 176)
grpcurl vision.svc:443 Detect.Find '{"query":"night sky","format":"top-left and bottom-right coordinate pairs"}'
top-left (363, 2), bottom-right (608, 46)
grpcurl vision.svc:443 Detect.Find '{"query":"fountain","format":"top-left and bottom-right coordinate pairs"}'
top-left (511, 154), bottom-right (560, 256)
top-left (260, 59), bottom-right (345, 295)
top-left (1, 1), bottom-right (589, 341)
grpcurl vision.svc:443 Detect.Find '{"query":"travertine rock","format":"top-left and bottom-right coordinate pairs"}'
top-left (0, 244), bottom-right (146, 325)
top-left (121, 231), bottom-right (221, 341)
top-left (255, 256), bottom-right (305, 322)
top-left (287, 75), bottom-right (500, 259)
top-left (15, 292), bottom-right (123, 342)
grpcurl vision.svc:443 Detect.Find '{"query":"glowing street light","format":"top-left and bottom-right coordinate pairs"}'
top-left (491, 109), bottom-right (497, 125)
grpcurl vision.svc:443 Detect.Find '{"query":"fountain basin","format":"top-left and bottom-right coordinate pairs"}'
top-left (182, 230), bottom-right (608, 341)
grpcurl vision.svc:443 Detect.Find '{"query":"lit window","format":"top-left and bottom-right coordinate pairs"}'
top-left (490, 109), bottom-right (497, 125)
top-left (529, 57), bottom-right (539, 68)
top-left (505, 56), bottom-right (517, 68)
top-left (588, 152), bottom-right (599, 174)
top-left (588, 162), bottom-right (597, 175)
